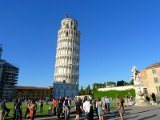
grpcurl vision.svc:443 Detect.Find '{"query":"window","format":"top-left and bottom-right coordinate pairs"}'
top-left (154, 77), bottom-right (158, 83)
top-left (152, 69), bottom-right (156, 74)
top-left (66, 31), bottom-right (68, 36)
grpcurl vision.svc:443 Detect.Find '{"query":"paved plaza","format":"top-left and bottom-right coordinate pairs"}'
top-left (35, 105), bottom-right (160, 120)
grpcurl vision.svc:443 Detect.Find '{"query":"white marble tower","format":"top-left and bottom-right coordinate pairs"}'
top-left (53, 17), bottom-right (80, 98)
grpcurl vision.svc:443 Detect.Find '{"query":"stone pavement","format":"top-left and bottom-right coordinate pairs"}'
top-left (34, 105), bottom-right (160, 120)
top-left (107, 106), bottom-right (160, 120)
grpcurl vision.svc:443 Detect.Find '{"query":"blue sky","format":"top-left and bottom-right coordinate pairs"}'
top-left (0, 0), bottom-right (160, 88)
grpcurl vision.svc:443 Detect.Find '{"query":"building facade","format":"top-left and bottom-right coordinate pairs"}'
top-left (16, 86), bottom-right (53, 100)
top-left (0, 47), bottom-right (19, 100)
top-left (140, 62), bottom-right (160, 94)
top-left (53, 17), bottom-right (80, 98)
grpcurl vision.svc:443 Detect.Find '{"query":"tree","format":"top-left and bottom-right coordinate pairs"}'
top-left (79, 85), bottom-right (93, 95)
top-left (93, 83), bottom-right (105, 90)
top-left (93, 83), bottom-right (98, 90)
top-left (79, 86), bottom-right (85, 95)
top-left (106, 81), bottom-right (116, 86)
top-left (117, 80), bottom-right (129, 86)
top-left (86, 85), bottom-right (91, 95)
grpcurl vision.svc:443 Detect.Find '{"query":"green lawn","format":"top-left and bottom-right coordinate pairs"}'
top-left (5, 102), bottom-right (52, 120)
top-left (110, 100), bottom-right (118, 109)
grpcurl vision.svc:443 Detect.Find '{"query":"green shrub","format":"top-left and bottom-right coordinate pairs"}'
top-left (93, 89), bottom-right (135, 99)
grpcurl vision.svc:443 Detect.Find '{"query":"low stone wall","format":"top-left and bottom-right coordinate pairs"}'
top-left (98, 85), bottom-right (134, 91)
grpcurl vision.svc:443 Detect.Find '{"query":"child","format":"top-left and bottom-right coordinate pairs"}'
top-left (48, 107), bottom-right (52, 116)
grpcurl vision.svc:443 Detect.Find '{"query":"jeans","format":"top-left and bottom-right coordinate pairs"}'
top-left (15, 109), bottom-right (21, 120)
top-left (84, 112), bottom-right (89, 120)
top-left (106, 103), bottom-right (110, 113)
top-left (52, 106), bottom-right (57, 116)
top-left (64, 106), bottom-right (70, 120)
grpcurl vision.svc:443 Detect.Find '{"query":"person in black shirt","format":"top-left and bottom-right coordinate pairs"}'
top-left (15, 98), bottom-right (22, 120)
top-left (151, 93), bottom-right (156, 102)
top-left (145, 95), bottom-right (150, 102)
top-left (57, 96), bottom-right (63, 120)
top-left (88, 96), bottom-right (93, 120)
top-left (75, 97), bottom-right (82, 120)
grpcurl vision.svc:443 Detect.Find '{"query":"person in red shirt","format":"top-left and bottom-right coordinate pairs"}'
top-left (29, 100), bottom-right (36, 120)
top-left (52, 98), bottom-right (57, 116)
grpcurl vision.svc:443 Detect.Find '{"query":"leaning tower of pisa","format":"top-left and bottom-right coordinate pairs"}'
top-left (53, 17), bottom-right (80, 98)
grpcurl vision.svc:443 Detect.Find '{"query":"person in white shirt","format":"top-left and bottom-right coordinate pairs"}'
top-left (63, 97), bottom-right (70, 120)
top-left (83, 96), bottom-right (91, 120)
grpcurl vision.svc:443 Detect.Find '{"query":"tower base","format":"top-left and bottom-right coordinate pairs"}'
top-left (53, 82), bottom-right (79, 99)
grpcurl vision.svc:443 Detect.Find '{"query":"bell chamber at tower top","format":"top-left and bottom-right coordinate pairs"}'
top-left (61, 18), bottom-right (78, 29)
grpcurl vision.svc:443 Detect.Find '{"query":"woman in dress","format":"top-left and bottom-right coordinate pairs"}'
top-left (96, 98), bottom-right (103, 120)
top-left (75, 97), bottom-right (82, 120)
top-left (117, 96), bottom-right (124, 120)
top-left (29, 100), bottom-right (36, 120)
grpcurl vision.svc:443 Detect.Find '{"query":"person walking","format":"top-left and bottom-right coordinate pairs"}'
top-left (151, 93), bottom-right (156, 102)
top-left (15, 98), bottom-right (22, 120)
top-left (96, 98), bottom-right (103, 120)
top-left (46, 97), bottom-right (49, 105)
top-left (1, 99), bottom-right (10, 120)
top-left (117, 96), bottom-right (124, 120)
top-left (145, 95), bottom-right (150, 102)
top-left (105, 96), bottom-right (110, 114)
top-left (57, 96), bottom-right (63, 120)
top-left (88, 96), bottom-right (93, 120)
top-left (94, 99), bottom-right (98, 118)
top-left (52, 98), bottom-right (57, 116)
top-left (13, 98), bottom-right (18, 120)
top-left (83, 96), bottom-right (91, 120)
top-left (38, 99), bottom-right (43, 114)
top-left (24, 99), bottom-right (31, 119)
top-left (29, 100), bottom-right (36, 120)
top-left (63, 97), bottom-right (70, 120)
top-left (75, 97), bottom-right (82, 120)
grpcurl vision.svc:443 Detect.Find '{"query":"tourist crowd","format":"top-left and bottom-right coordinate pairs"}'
top-left (0, 93), bottom-right (157, 120)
